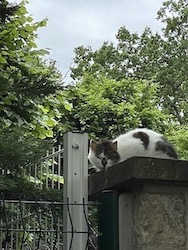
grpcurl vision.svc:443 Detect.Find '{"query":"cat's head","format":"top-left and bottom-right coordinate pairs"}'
top-left (88, 139), bottom-right (120, 170)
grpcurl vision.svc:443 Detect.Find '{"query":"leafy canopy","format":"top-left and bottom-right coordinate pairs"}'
top-left (0, 0), bottom-right (70, 138)
top-left (63, 74), bottom-right (169, 139)
top-left (0, 0), bottom-right (70, 194)
top-left (66, 0), bottom-right (188, 159)
top-left (71, 0), bottom-right (188, 125)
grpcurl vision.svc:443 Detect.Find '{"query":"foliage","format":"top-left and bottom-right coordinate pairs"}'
top-left (68, 0), bottom-right (188, 158)
top-left (0, 5), bottom-right (65, 249)
top-left (71, 0), bottom-right (188, 125)
top-left (167, 125), bottom-right (188, 160)
top-left (0, 127), bottom-right (52, 173)
top-left (2, 175), bottom-right (63, 201)
top-left (63, 74), bottom-right (170, 139)
top-left (0, 0), bottom-right (69, 197)
top-left (0, 0), bottom-right (71, 138)
top-left (0, 126), bottom-right (57, 194)
top-left (0, 175), bottom-right (17, 191)
top-left (63, 72), bottom-right (187, 156)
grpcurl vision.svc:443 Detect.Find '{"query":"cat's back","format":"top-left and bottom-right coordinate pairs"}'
top-left (114, 128), bottom-right (162, 143)
top-left (113, 128), bottom-right (164, 160)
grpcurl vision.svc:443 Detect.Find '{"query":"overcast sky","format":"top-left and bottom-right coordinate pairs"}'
top-left (13, 0), bottom-right (164, 83)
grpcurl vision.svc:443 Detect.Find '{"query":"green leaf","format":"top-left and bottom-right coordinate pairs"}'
top-left (46, 118), bottom-right (58, 127)
top-left (20, 30), bottom-right (27, 38)
top-left (19, 6), bottom-right (27, 14)
top-left (38, 105), bottom-right (49, 114)
top-left (42, 173), bottom-right (64, 184)
top-left (27, 16), bottom-right (33, 22)
top-left (1, 50), bottom-right (9, 56)
top-left (45, 130), bottom-right (54, 138)
top-left (39, 19), bottom-right (47, 27)
top-left (25, 24), bottom-right (34, 32)
top-left (26, 176), bottom-right (43, 185)
top-left (0, 56), bottom-right (7, 64)
top-left (64, 101), bottom-right (73, 111)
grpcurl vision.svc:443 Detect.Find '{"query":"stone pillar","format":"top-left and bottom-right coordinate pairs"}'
top-left (119, 191), bottom-right (187, 250)
top-left (89, 157), bottom-right (188, 250)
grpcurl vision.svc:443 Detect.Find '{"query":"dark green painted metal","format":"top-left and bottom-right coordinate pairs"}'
top-left (98, 190), bottom-right (119, 250)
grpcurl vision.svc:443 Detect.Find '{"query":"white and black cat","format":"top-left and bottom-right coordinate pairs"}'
top-left (88, 128), bottom-right (178, 170)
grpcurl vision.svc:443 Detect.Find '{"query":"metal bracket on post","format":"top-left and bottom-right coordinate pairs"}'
top-left (63, 132), bottom-right (88, 250)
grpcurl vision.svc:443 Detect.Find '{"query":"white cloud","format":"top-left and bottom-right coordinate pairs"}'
top-left (11, 0), bottom-right (164, 82)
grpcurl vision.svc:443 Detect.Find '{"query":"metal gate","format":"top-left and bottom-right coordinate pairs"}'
top-left (0, 132), bottom-right (97, 250)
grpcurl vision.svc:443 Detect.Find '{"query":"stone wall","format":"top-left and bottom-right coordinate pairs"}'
top-left (89, 157), bottom-right (188, 250)
top-left (133, 193), bottom-right (186, 250)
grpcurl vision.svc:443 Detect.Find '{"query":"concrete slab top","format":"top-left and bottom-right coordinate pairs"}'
top-left (88, 157), bottom-right (188, 199)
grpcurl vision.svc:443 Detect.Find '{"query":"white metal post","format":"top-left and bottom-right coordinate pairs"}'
top-left (63, 132), bottom-right (88, 250)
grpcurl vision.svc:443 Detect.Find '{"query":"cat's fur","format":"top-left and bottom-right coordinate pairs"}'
top-left (88, 128), bottom-right (178, 170)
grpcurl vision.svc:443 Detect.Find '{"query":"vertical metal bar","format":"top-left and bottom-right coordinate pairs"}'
top-left (40, 161), bottom-right (43, 190)
top-left (10, 203), bottom-right (14, 250)
top-left (45, 150), bottom-right (49, 189)
top-left (57, 145), bottom-right (62, 248)
top-left (33, 209), bottom-right (36, 249)
top-left (58, 144), bottom-right (61, 190)
top-left (16, 204), bottom-right (19, 250)
top-left (38, 207), bottom-right (41, 249)
top-left (49, 202), bottom-right (54, 249)
top-left (57, 216), bottom-right (60, 250)
top-left (99, 190), bottom-right (119, 250)
top-left (44, 212), bottom-right (48, 248)
top-left (0, 208), bottom-right (2, 249)
top-left (45, 151), bottom-right (49, 249)
top-left (63, 132), bottom-right (88, 250)
top-left (52, 147), bottom-right (55, 189)
top-left (51, 208), bottom-right (54, 250)
top-left (34, 163), bottom-right (37, 188)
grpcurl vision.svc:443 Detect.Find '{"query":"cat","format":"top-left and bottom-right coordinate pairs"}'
top-left (88, 128), bottom-right (178, 170)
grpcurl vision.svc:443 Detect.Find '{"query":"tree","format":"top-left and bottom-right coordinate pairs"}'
top-left (0, 0), bottom-right (69, 138)
top-left (63, 74), bottom-right (170, 139)
top-left (71, 0), bottom-right (188, 125)
top-left (0, 127), bottom-right (52, 172)
top-left (166, 125), bottom-right (188, 159)
top-left (0, 0), bottom-right (71, 193)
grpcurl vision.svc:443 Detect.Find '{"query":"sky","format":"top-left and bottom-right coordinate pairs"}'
top-left (13, 0), bottom-right (164, 83)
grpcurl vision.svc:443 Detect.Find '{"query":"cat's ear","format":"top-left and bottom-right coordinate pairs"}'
top-left (112, 141), bottom-right (118, 151)
top-left (90, 139), bottom-right (98, 151)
